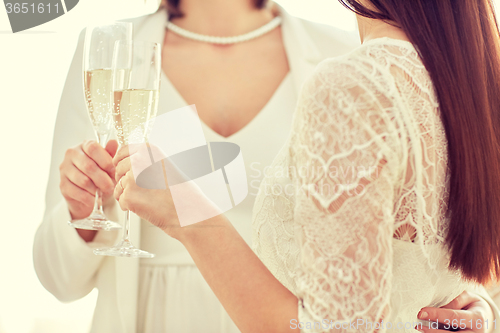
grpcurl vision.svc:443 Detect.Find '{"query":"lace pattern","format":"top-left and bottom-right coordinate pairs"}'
top-left (252, 38), bottom-right (469, 332)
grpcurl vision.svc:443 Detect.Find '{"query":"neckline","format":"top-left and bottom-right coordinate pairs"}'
top-left (362, 36), bottom-right (416, 50)
top-left (160, 71), bottom-right (292, 140)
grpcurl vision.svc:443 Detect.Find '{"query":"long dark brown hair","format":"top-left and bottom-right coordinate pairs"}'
top-left (162, 0), bottom-right (268, 18)
top-left (339, 0), bottom-right (500, 284)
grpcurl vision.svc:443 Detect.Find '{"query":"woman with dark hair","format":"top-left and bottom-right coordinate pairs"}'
top-left (111, 0), bottom-right (500, 332)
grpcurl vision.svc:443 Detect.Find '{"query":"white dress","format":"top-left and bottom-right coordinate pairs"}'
top-left (136, 72), bottom-right (296, 333)
top-left (252, 38), bottom-right (477, 332)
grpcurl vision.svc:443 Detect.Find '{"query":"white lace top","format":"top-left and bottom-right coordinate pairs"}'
top-left (252, 37), bottom-right (474, 332)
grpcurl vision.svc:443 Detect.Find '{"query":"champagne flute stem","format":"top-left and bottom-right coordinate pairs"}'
top-left (123, 210), bottom-right (131, 242)
top-left (92, 189), bottom-right (104, 214)
top-left (92, 133), bottom-right (108, 215)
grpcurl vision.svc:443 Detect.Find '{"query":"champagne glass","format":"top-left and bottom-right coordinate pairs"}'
top-left (94, 40), bottom-right (161, 258)
top-left (69, 22), bottom-right (132, 231)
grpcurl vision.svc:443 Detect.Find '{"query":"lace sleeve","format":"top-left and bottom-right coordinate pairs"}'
top-left (290, 59), bottom-right (405, 332)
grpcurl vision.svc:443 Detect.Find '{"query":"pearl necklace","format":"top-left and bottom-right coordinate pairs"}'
top-left (165, 16), bottom-right (282, 45)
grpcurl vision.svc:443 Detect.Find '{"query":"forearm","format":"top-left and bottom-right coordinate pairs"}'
top-left (34, 200), bottom-right (104, 301)
top-left (34, 198), bottom-right (119, 301)
top-left (179, 215), bottom-right (298, 333)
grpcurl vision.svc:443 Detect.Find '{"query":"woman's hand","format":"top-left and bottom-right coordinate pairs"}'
top-left (114, 145), bottom-right (298, 333)
top-left (59, 140), bottom-right (118, 220)
top-left (417, 290), bottom-right (494, 332)
top-left (113, 145), bottom-right (182, 238)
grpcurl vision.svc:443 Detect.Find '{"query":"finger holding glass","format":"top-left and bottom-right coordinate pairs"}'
top-left (60, 140), bottom-right (118, 220)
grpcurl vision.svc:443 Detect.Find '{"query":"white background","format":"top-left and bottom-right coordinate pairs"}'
top-left (0, 1), bottom-right (498, 332)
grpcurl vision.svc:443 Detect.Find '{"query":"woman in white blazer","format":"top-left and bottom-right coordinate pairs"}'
top-left (33, 0), bottom-right (500, 332)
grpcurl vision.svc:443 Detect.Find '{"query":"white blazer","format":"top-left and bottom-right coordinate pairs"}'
top-left (33, 6), bottom-right (500, 333)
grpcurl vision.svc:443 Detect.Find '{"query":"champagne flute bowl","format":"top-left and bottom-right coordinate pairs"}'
top-left (69, 22), bottom-right (132, 231)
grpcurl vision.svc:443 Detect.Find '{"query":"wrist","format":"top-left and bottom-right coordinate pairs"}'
top-left (76, 229), bottom-right (98, 242)
top-left (170, 214), bottom-right (230, 245)
top-left (69, 206), bottom-right (88, 221)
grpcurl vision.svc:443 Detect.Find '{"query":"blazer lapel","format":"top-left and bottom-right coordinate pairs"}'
top-left (279, 5), bottom-right (324, 96)
top-left (134, 9), bottom-right (167, 45)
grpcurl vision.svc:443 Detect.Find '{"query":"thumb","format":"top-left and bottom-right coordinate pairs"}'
top-left (106, 140), bottom-right (119, 157)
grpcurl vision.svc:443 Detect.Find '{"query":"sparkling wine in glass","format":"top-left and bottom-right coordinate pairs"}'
top-left (69, 22), bottom-right (133, 231)
top-left (94, 40), bottom-right (161, 258)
